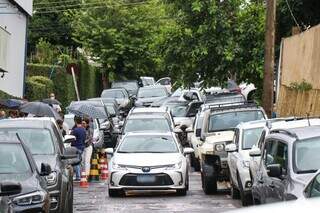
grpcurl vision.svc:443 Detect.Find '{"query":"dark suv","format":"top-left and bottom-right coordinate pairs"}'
top-left (0, 134), bottom-right (51, 212)
top-left (0, 118), bottom-right (80, 213)
top-left (252, 126), bottom-right (320, 204)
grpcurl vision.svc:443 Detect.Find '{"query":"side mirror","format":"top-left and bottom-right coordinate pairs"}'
top-left (267, 164), bottom-right (282, 178)
top-left (40, 163), bottom-right (52, 176)
top-left (64, 135), bottom-right (76, 144)
top-left (100, 121), bottom-right (111, 131)
top-left (225, 144), bottom-right (237, 153)
top-left (61, 147), bottom-right (81, 166)
top-left (200, 135), bottom-right (205, 142)
top-left (183, 147), bottom-right (194, 155)
top-left (195, 129), bottom-right (201, 137)
top-left (249, 148), bottom-right (261, 157)
top-left (106, 148), bottom-right (114, 155)
top-left (0, 182), bottom-right (22, 196)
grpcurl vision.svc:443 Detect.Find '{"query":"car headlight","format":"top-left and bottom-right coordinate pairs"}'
top-left (242, 160), bottom-right (250, 168)
top-left (112, 163), bottom-right (127, 170)
top-left (166, 161), bottom-right (182, 170)
top-left (215, 144), bottom-right (225, 152)
top-left (13, 191), bottom-right (46, 206)
top-left (46, 171), bottom-right (57, 186)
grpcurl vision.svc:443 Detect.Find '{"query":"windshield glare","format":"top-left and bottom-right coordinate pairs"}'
top-left (102, 90), bottom-right (125, 99)
top-left (208, 111), bottom-right (265, 132)
top-left (0, 144), bottom-right (31, 174)
top-left (0, 129), bottom-right (55, 155)
top-left (118, 135), bottom-right (178, 153)
top-left (294, 137), bottom-right (320, 173)
top-left (124, 118), bottom-right (170, 133)
top-left (242, 127), bottom-right (264, 150)
top-left (138, 88), bottom-right (167, 98)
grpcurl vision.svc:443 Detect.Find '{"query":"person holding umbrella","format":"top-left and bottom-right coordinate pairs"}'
top-left (71, 116), bottom-right (86, 181)
top-left (82, 117), bottom-right (94, 177)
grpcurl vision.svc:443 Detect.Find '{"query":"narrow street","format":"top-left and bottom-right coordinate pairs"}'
top-left (73, 172), bottom-right (241, 212)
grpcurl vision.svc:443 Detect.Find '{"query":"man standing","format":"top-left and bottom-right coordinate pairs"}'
top-left (71, 116), bottom-right (86, 181)
top-left (82, 117), bottom-right (93, 177)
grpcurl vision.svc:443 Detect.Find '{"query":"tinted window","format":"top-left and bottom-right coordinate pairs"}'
top-left (294, 137), bottom-right (320, 173)
top-left (264, 141), bottom-right (288, 174)
top-left (0, 144), bottom-right (31, 174)
top-left (124, 118), bottom-right (171, 133)
top-left (1, 129), bottom-right (55, 155)
top-left (208, 110), bottom-right (265, 132)
top-left (118, 135), bottom-right (178, 153)
top-left (164, 103), bottom-right (188, 117)
top-left (101, 90), bottom-right (125, 99)
top-left (242, 127), bottom-right (264, 150)
top-left (138, 88), bottom-right (167, 98)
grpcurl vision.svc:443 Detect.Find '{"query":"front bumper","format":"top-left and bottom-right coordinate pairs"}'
top-left (48, 190), bottom-right (61, 212)
top-left (109, 168), bottom-right (186, 190)
top-left (13, 200), bottom-right (50, 213)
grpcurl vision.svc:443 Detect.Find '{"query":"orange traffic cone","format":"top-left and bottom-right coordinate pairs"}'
top-left (80, 170), bottom-right (89, 188)
top-left (100, 157), bottom-right (108, 180)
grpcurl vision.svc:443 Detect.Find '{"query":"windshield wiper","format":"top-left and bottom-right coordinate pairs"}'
top-left (296, 169), bottom-right (318, 174)
top-left (117, 151), bottom-right (132, 153)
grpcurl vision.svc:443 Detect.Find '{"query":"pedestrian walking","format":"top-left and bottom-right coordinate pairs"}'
top-left (82, 117), bottom-right (94, 177)
top-left (71, 116), bottom-right (86, 181)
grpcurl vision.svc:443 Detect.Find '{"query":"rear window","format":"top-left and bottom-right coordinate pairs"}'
top-left (101, 90), bottom-right (125, 99)
top-left (0, 144), bottom-right (31, 174)
top-left (138, 88), bottom-right (167, 98)
top-left (124, 118), bottom-right (171, 133)
top-left (208, 110), bottom-right (265, 132)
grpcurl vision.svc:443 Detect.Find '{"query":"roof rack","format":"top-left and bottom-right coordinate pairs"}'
top-left (204, 101), bottom-right (258, 112)
top-left (269, 129), bottom-right (298, 139)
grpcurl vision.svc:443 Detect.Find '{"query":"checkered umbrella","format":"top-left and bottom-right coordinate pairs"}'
top-left (66, 102), bottom-right (107, 119)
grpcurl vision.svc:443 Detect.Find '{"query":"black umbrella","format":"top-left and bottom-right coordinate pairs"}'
top-left (0, 99), bottom-right (26, 109)
top-left (42, 98), bottom-right (61, 105)
top-left (66, 103), bottom-right (107, 119)
top-left (19, 102), bottom-right (61, 120)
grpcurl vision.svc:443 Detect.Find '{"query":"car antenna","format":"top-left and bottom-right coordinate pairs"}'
top-left (306, 113), bottom-right (311, 126)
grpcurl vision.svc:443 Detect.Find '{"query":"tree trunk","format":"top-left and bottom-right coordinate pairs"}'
top-left (102, 71), bottom-right (109, 89)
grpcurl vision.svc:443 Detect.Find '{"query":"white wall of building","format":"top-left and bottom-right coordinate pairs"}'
top-left (0, 0), bottom-right (31, 97)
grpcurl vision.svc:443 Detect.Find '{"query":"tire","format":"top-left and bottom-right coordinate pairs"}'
top-left (201, 164), bottom-right (217, 195)
top-left (237, 174), bottom-right (252, 206)
top-left (108, 188), bottom-right (124, 197)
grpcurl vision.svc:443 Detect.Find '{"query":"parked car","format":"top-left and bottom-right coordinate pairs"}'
top-left (0, 118), bottom-right (81, 213)
top-left (101, 88), bottom-right (134, 112)
top-left (156, 77), bottom-right (172, 93)
top-left (304, 170), bottom-right (320, 199)
top-left (251, 126), bottom-right (320, 204)
top-left (171, 88), bottom-right (204, 102)
top-left (135, 85), bottom-right (170, 107)
top-left (0, 133), bottom-right (51, 212)
top-left (107, 132), bottom-right (194, 197)
top-left (140, 76), bottom-right (155, 87)
top-left (111, 80), bottom-right (139, 96)
top-left (205, 91), bottom-right (245, 104)
top-left (199, 102), bottom-right (266, 194)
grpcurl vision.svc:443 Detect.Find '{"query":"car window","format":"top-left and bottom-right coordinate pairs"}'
top-left (242, 127), bottom-right (264, 150)
top-left (264, 140), bottom-right (288, 175)
top-left (208, 110), bottom-right (265, 132)
top-left (158, 78), bottom-right (171, 85)
top-left (0, 144), bottom-right (31, 174)
top-left (0, 128), bottom-right (55, 155)
top-left (118, 135), bottom-right (178, 153)
top-left (124, 118), bottom-right (171, 133)
top-left (101, 90), bottom-right (125, 99)
top-left (294, 137), bottom-right (320, 173)
top-left (138, 88), bottom-right (167, 98)
top-left (165, 103), bottom-right (188, 117)
top-left (310, 174), bottom-right (320, 198)
top-left (106, 105), bottom-right (116, 115)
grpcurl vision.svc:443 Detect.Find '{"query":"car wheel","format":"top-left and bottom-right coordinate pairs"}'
top-left (201, 164), bottom-right (217, 195)
top-left (108, 188), bottom-right (125, 197)
top-left (237, 174), bottom-right (252, 206)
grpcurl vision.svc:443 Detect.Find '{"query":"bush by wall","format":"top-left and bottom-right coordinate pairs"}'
top-left (0, 90), bottom-right (18, 99)
top-left (25, 76), bottom-right (54, 101)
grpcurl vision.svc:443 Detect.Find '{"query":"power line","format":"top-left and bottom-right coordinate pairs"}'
top-left (285, 0), bottom-right (301, 31)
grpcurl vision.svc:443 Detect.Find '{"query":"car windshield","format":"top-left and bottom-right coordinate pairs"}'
top-left (171, 88), bottom-right (183, 97)
top-left (118, 135), bottom-right (178, 153)
top-left (0, 129), bottom-right (55, 155)
top-left (242, 127), bottom-right (264, 150)
top-left (208, 110), bottom-right (265, 132)
top-left (165, 103), bottom-right (188, 117)
top-left (112, 82), bottom-right (138, 92)
top-left (0, 144), bottom-right (31, 174)
top-left (138, 88), bottom-right (167, 98)
top-left (124, 118), bottom-right (171, 133)
top-left (294, 137), bottom-right (320, 173)
top-left (101, 90), bottom-right (125, 99)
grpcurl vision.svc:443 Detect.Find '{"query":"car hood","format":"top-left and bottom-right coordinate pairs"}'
top-left (113, 153), bottom-right (182, 167)
top-left (0, 173), bottom-right (41, 196)
top-left (206, 131), bottom-right (235, 143)
top-left (137, 96), bottom-right (167, 104)
top-left (33, 154), bottom-right (58, 171)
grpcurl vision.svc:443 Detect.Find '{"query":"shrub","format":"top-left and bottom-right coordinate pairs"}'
top-left (25, 76), bottom-right (54, 101)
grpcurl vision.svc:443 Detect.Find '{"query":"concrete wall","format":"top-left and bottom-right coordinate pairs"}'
top-left (0, 0), bottom-right (28, 97)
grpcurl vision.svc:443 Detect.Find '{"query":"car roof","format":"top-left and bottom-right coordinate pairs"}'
top-left (0, 118), bottom-right (54, 129)
top-left (125, 132), bottom-right (173, 137)
top-left (271, 125), bottom-right (320, 141)
top-left (139, 85), bottom-right (167, 90)
top-left (131, 107), bottom-right (168, 114)
top-left (128, 114), bottom-right (168, 119)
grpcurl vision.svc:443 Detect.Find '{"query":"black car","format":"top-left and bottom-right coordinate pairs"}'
top-left (0, 134), bottom-right (51, 212)
top-left (0, 118), bottom-right (81, 213)
top-left (101, 88), bottom-right (134, 113)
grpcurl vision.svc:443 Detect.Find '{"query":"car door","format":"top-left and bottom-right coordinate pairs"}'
top-left (228, 128), bottom-right (240, 185)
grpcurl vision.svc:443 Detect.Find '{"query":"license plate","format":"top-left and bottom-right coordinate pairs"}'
top-left (137, 175), bottom-right (156, 183)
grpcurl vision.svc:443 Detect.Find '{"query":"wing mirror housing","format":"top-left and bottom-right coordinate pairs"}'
top-left (64, 135), bottom-right (76, 144)
top-left (195, 129), bottom-right (201, 137)
top-left (249, 147), bottom-right (261, 157)
top-left (0, 182), bottom-right (22, 196)
top-left (106, 148), bottom-right (114, 155)
top-left (267, 164), bottom-right (282, 178)
top-left (183, 147), bottom-right (194, 155)
top-left (61, 147), bottom-right (81, 166)
top-left (225, 144), bottom-right (237, 152)
top-left (186, 127), bottom-right (193, 133)
top-left (40, 163), bottom-right (52, 176)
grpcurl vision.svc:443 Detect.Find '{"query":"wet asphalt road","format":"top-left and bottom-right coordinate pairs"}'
top-left (73, 172), bottom-right (241, 212)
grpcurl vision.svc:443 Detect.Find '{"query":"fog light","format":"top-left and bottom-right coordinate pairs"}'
top-left (50, 197), bottom-right (58, 210)
top-left (245, 181), bottom-right (252, 188)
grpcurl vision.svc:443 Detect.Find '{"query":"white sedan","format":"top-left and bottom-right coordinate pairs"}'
top-left (107, 132), bottom-right (194, 197)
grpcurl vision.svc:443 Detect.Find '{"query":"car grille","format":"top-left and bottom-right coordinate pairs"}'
top-left (119, 173), bottom-right (174, 186)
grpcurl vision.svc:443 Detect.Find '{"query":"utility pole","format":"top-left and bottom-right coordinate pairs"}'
top-left (262, 0), bottom-right (276, 118)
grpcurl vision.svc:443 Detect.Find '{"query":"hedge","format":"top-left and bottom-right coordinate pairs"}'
top-left (0, 90), bottom-right (18, 99)
top-left (25, 76), bottom-right (54, 101)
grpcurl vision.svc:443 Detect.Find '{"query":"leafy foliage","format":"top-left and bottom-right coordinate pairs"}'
top-left (25, 76), bottom-right (54, 101)
top-left (289, 79), bottom-right (313, 92)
